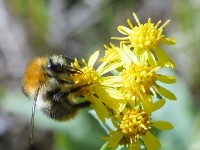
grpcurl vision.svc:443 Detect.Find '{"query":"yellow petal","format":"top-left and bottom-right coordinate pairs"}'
top-left (96, 61), bottom-right (108, 73)
top-left (162, 37), bottom-right (176, 45)
top-left (100, 76), bottom-right (123, 87)
top-left (111, 116), bottom-right (119, 129)
top-left (95, 86), bottom-right (119, 110)
top-left (157, 74), bottom-right (176, 84)
top-left (159, 19), bottom-right (170, 29)
top-left (155, 85), bottom-right (176, 100)
top-left (103, 87), bottom-right (125, 100)
top-left (128, 142), bottom-right (141, 150)
top-left (123, 45), bottom-right (139, 63)
top-left (152, 121), bottom-right (174, 130)
top-left (150, 87), bottom-right (157, 98)
top-left (148, 51), bottom-right (157, 68)
top-left (143, 132), bottom-right (161, 150)
top-left (90, 95), bottom-right (109, 123)
top-left (155, 47), bottom-right (176, 68)
top-left (155, 20), bottom-right (162, 28)
top-left (116, 47), bottom-right (132, 66)
top-left (142, 99), bottom-right (153, 115)
top-left (117, 26), bottom-right (132, 35)
top-left (107, 131), bottom-right (124, 147)
top-left (133, 12), bottom-right (141, 26)
top-left (153, 99), bottom-right (166, 111)
top-left (88, 50), bottom-right (99, 67)
top-left (127, 18), bottom-right (134, 29)
top-left (140, 51), bottom-right (148, 63)
top-left (98, 62), bottom-right (122, 76)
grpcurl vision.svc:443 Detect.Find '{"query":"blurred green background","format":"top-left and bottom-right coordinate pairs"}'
top-left (0, 0), bottom-right (200, 150)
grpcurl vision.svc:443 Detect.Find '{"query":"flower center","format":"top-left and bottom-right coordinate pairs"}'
top-left (71, 66), bottom-right (99, 97)
top-left (120, 108), bottom-right (151, 140)
top-left (120, 63), bottom-right (157, 99)
top-left (130, 22), bottom-right (163, 52)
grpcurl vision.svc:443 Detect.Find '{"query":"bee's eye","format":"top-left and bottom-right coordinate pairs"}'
top-left (47, 63), bottom-right (64, 73)
top-left (46, 55), bottom-right (82, 77)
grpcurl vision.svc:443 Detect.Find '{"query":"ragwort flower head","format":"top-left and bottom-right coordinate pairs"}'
top-left (71, 58), bottom-right (99, 97)
top-left (70, 50), bottom-right (124, 122)
top-left (103, 44), bottom-right (176, 102)
top-left (112, 12), bottom-right (176, 68)
top-left (105, 107), bottom-right (174, 150)
top-left (120, 108), bottom-right (151, 140)
top-left (120, 61), bottom-right (159, 101)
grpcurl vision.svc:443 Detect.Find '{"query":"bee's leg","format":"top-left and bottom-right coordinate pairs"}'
top-left (52, 90), bottom-right (91, 108)
top-left (55, 78), bottom-right (74, 84)
top-left (68, 84), bottom-right (89, 93)
top-left (72, 101), bottom-right (91, 108)
top-left (67, 85), bottom-right (91, 108)
top-left (52, 85), bottom-right (89, 102)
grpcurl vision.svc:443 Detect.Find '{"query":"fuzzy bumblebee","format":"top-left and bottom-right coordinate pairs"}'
top-left (22, 55), bottom-right (90, 121)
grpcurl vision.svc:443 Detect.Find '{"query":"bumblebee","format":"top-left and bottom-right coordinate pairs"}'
top-left (22, 55), bottom-right (90, 121)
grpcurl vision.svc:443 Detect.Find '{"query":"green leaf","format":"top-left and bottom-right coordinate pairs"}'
top-left (100, 142), bottom-right (112, 150)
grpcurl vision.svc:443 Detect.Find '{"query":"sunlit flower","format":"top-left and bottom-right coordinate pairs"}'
top-left (120, 61), bottom-right (159, 101)
top-left (104, 106), bottom-right (174, 150)
top-left (102, 45), bottom-right (176, 103)
top-left (70, 50), bottom-right (124, 122)
top-left (112, 12), bottom-right (176, 68)
top-left (100, 43), bottom-right (121, 64)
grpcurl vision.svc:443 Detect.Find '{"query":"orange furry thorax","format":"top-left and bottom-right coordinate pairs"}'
top-left (23, 57), bottom-right (48, 96)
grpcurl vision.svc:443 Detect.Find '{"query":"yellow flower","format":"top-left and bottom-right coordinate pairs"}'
top-left (104, 106), bottom-right (174, 150)
top-left (112, 12), bottom-right (176, 68)
top-left (120, 61), bottom-right (159, 101)
top-left (100, 43), bottom-right (121, 64)
top-left (103, 44), bottom-right (176, 103)
top-left (70, 50), bottom-right (125, 122)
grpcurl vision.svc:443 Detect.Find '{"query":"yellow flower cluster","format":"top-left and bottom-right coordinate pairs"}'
top-left (70, 12), bottom-right (176, 150)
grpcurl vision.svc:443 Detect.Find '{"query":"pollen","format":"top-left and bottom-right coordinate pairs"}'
top-left (113, 13), bottom-right (171, 54)
top-left (128, 19), bottom-right (165, 53)
top-left (120, 63), bottom-right (158, 99)
top-left (120, 108), bottom-right (151, 140)
top-left (71, 65), bottom-right (99, 97)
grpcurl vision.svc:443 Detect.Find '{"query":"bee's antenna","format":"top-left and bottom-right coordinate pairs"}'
top-left (30, 87), bottom-right (39, 144)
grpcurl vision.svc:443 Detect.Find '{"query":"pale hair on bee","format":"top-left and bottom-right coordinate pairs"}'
top-left (22, 55), bottom-right (90, 143)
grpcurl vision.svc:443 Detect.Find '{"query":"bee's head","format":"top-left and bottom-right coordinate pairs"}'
top-left (45, 55), bottom-right (82, 78)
